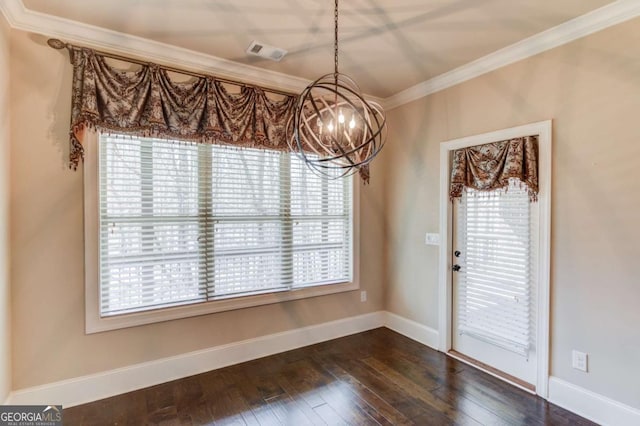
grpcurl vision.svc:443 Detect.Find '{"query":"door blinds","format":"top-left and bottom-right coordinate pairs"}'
top-left (99, 135), bottom-right (352, 316)
top-left (456, 180), bottom-right (535, 356)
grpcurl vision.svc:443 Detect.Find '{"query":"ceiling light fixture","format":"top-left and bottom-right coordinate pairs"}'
top-left (289, 0), bottom-right (386, 180)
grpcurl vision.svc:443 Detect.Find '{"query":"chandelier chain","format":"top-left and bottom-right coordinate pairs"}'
top-left (334, 0), bottom-right (339, 77)
top-left (289, 0), bottom-right (386, 183)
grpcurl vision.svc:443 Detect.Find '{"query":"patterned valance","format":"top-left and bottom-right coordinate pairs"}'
top-left (450, 136), bottom-right (539, 201)
top-left (66, 46), bottom-right (297, 170)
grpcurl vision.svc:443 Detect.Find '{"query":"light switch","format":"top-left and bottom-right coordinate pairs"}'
top-left (425, 233), bottom-right (440, 246)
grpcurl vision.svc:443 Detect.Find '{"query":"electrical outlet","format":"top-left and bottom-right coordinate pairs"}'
top-left (572, 350), bottom-right (588, 372)
top-left (360, 291), bottom-right (367, 302)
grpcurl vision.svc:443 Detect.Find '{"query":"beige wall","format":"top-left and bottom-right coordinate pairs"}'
top-left (6, 9), bottom-right (640, 412)
top-left (0, 13), bottom-right (11, 403)
top-left (385, 17), bottom-right (640, 408)
top-left (8, 29), bottom-right (386, 390)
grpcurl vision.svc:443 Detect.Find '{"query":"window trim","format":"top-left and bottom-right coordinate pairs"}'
top-left (83, 131), bottom-right (360, 334)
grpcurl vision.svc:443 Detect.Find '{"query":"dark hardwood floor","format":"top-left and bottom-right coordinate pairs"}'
top-left (63, 328), bottom-right (594, 425)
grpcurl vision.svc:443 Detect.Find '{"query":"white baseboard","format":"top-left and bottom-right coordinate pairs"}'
top-left (11, 311), bottom-right (638, 426)
top-left (383, 312), bottom-right (439, 350)
top-left (549, 377), bottom-right (640, 426)
top-left (384, 315), bottom-right (640, 426)
top-left (6, 311), bottom-right (385, 408)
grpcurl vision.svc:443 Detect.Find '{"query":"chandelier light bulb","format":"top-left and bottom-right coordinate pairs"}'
top-left (338, 110), bottom-right (345, 124)
top-left (327, 120), bottom-right (334, 132)
top-left (349, 116), bottom-right (356, 129)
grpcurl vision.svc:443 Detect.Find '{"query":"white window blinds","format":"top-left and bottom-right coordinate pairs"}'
top-left (99, 135), bottom-right (352, 317)
top-left (456, 180), bottom-right (536, 356)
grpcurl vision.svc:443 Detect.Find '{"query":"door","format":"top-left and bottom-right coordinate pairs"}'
top-left (452, 179), bottom-right (538, 386)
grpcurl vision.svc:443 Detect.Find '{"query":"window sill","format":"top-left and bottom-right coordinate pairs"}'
top-left (85, 281), bottom-right (359, 334)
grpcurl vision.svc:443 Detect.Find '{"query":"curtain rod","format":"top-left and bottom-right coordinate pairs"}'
top-left (47, 38), bottom-right (298, 98)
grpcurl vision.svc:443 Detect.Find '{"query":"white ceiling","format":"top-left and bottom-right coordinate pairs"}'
top-left (23, 0), bottom-right (614, 98)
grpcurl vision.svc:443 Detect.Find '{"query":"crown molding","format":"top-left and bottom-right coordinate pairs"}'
top-left (0, 0), bottom-right (311, 95)
top-left (1, 1), bottom-right (637, 110)
top-left (0, 0), bottom-right (387, 104)
top-left (385, 0), bottom-right (640, 109)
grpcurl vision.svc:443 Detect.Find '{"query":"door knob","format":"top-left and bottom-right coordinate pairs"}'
top-left (454, 250), bottom-right (461, 257)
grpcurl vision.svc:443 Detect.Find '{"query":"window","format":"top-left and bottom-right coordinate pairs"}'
top-left (455, 179), bottom-right (537, 357)
top-left (85, 134), bottom-right (357, 332)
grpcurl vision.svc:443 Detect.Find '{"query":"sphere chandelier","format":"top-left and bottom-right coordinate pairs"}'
top-left (289, 0), bottom-right (387, 180)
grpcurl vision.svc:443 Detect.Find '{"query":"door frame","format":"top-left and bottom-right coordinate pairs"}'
top-left (438, 120), bottom-right (552, 398)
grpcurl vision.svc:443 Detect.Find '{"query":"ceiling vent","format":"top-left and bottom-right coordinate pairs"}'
top-left (246, 40), bottom-right (287, 62)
